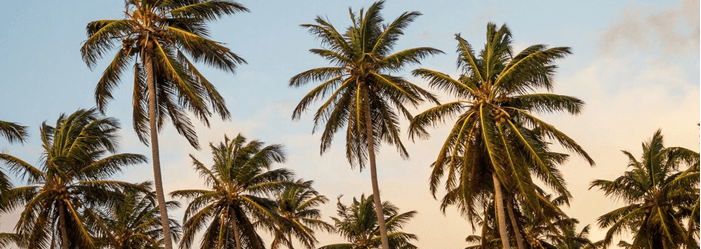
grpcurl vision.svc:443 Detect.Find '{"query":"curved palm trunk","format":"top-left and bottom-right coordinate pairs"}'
top-left (145, 54), bottom-right (173, 249)
top-left (362, 84), bottom-right (391, 249)
top-left (492, 173), bottom-right (511, 249)
top-left (59, 202), bottom-right (70, 249)
top-left (506, 198), bottom-right (525, 249)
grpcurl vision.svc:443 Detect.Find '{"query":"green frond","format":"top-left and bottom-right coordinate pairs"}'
top-left (0, 120), bottom-right (28, 144)
top-left (81, 19), bottom-right (134, 68)
top-left (408, 101), bottom-right (466, 140)
top-left (169, 0), bottom-right (249, 22)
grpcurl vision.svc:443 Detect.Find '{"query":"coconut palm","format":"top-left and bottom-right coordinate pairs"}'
top-left (268, 180), bottom-right (333, 249)
top-left (0, 108), bottom-right (146, 249)
top-left (86, 182), bottom-right (182, 249)
top-left (590, 129), bottom-right (700, 248)
top-left (408, 22), bottom-right (594, 249)
top-left (320, 194), bottom-right (417, 249)
top-left (0, 120), bottom-right (27, 144)
top-left (290, 2), bottom-right (441, 247)
top-left (81, 1), bottom-right (248, 247)
top-left (171, 134), bottom-right (292, 249)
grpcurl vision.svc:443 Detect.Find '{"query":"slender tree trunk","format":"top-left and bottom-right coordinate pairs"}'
top-left (506, 198), bottom-right (525, 249)
top-left (492, 173), bottom-right (511, 249)
top-left (288, 233), bottom-right (294, 249)
top-left (480, 215), bottom-right (488, 249)
top-left (145, 54), bottom-right (173, 249)
top-left (362, 83), bottom-right (390, 249)
top-left (232, 214), bottom-right (242, 249)
top-left (59, 202), bottom-right (70, 249)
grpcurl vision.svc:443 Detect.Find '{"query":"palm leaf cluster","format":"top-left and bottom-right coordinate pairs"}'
top-left (466, 190), bottom-right (598, 249)
top-left (0, 109), bottom-right (150, 248)
top-left (290, 0), bottom-right (441, 168)
top-left (171, 134), bottom-right (332, 249)
top-left (269, 180), bottom-right (334, 249)
top-left (590, 129), bottom-right (700, 248)
top-left (86, 182), bottom-right (182, 249)
top-left (320, 194), bottom-right (418, 249)
top-left (81, 0), bottom-right (247, 147)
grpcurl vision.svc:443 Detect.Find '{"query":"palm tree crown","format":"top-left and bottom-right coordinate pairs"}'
top-left (269, 180), bottom-right (333, 249)
top-left (590, 129), bottom-right (699, 248)
top-left (171, 134), bottom-right (293, 249)
top-left (81, 0), bottom-right (247, 147)
top-left (290, 0), bottom-right (441, 167)
top-left (0, 109), bottom-right (146, 249)
top-left (87, 182), bottom-right (182, 249)
top-left (408, 22), bottom-right (594, 248)
top-left (320, 194), bottom-right (418, 249)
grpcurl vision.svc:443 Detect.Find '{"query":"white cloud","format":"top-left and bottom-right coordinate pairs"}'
top-left (597, 0), bottom-right (699, 56)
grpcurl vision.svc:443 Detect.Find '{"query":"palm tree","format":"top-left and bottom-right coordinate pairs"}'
top-left (171, 134), bottom-right (292, 249)
top-left (408, 22), bottom-right (594, 249)
top-left (290, 2), bottom-right (441, 247)
top-left (320, 194), bottom-right (418, 249)
top-left (0, 120), bottom-right (28, 144)
top-left (268, 180), bottom-right (333, 249)
top-left (86, 182), bottom-right (182, 249)
top-left (590, 129), bottom-right (700, 248)
top-left (0, 109), bottom-right (146, 249)
top-left (81, 1), bottom-right (248, 247)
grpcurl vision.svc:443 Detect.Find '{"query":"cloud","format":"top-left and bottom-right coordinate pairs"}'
top-left (597, 0), bottom-right (700, 56)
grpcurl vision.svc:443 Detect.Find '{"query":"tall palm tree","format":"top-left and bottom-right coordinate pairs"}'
top-left (171, 134), bottom-right (292, 249)
top-left (0, 109), bottom-right (146, 249)
top-left (590, 129), bottom-right (700, 248)
top-left (408, 22), bottom-right (594, 249)
top-left (268, 180), bottom-right (333, 249)
top-left (86, 182), bottom-right (182, 249)
top-left (320, 194), bottom-right (418, 249)
top-left (0, 120), bottom-right (27, 144)
top-left (81, 1), bottom-right (248, 247)
top-left (290, 2), bottom-right (441, 247)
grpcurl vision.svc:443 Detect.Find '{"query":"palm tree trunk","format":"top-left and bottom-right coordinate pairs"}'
top-left (59, 202), bottom-right (70, 249)
top-left (288, 233), bottom-right (294, 249)
top-left (232, 215), bottom-right (242, 249)
top-left (145, 54), bottom-right (173, 249)
top-left (506, 198), bottom-right (525, 249)
top-left (362, 83), bottom-right (390, 249)
top-left (492, 173), bottom-right (511, 249)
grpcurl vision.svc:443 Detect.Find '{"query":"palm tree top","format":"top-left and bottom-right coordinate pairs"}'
top-left (322, 194), bottom-right (418, 249)
top-left (0, 108), bottom-right (147, 248)
top-left (171, 133), bottom-right (293, 249)
top-left (81, 0), bottom-right (248, 148)
top-left (590, 129), bottom-right (699, 247)
top-left (290, 0), bottom-right (442, 169)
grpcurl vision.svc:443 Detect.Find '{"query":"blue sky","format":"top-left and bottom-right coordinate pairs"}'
top-left (0, 0), bottom-right (699, 248)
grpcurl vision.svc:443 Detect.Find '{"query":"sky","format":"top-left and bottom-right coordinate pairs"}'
top-left (0, 0), bottom-right (699, 248)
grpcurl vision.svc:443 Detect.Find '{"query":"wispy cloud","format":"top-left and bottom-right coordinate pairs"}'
top-left (598, 0), bottom-right (699, 56)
